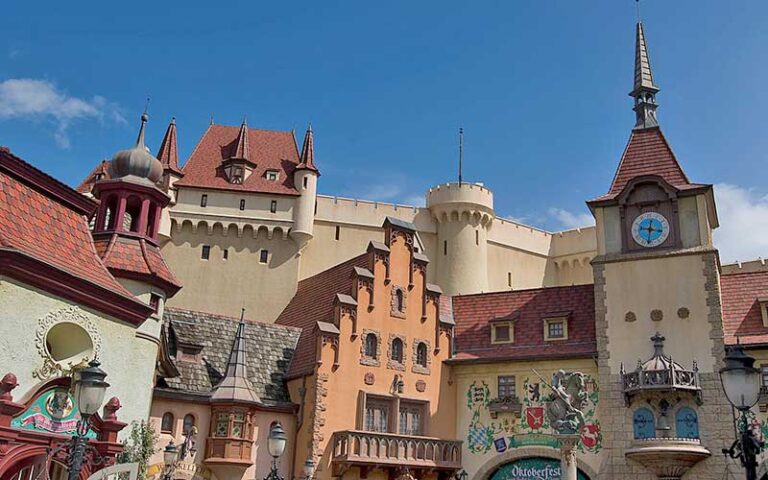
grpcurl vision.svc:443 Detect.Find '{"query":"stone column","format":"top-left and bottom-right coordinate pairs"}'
top-left (555, 434), bottom-right (580, 480)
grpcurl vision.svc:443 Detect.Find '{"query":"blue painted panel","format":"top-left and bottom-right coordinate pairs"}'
top-left (633, 408), bottom-right (655, 439)
top-left (675, 407), bottom-right (699, 439)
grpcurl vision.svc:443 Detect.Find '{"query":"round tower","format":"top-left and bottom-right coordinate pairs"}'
top-left (291, 125), bottom-right (320, 250)
top-left (427, 182), bottom-right (494, 295)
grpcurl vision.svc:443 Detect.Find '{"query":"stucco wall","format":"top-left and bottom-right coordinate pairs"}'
top-left (0, 276), bottom-right (158, 435)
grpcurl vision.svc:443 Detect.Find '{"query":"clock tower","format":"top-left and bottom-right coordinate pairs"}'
top-left (587, 18), bottom-right (731, 480)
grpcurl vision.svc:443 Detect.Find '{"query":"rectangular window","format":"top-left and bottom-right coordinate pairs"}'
top-left (223, 249), bottom-right (229, 260)
top-left (508, 272), bottom-right (512, 288)
top-left (201, 245), bottom-right (210, 260)
top-left (398, 401), bottom-right (425, 436)
top-left (231, 413), bottom-right (245, 438)
top-left (239, 199), bottom-right (245, 211)
top-left (491, 321), bottom-right (513, 344)
top-left (544, 317), bottom-right (568, 341)
top-left (476, 230), bottom-right (479, 245)
top-left (149, 293), bottom-right (161, 313)
top-left (200, 194), bottom-right (208, 207)
top-left (215, 413), bottom-right (228, 437)
top-left (364, 400), bottom-right (390, 433)
top-left (303, 177), bottom-right (308, 188)
top-left (443, 240), bottom-right (447, 256)
top-left (270, 200), bottom-right (277, 213)
top-left (498, 375), bottom-right (516, 398)
top-left (259, 249), bottom-right (268, 264)
top-left (335, 225), bottom-right (340, 241)
top-left (266, 171), bottom-right (278, 181)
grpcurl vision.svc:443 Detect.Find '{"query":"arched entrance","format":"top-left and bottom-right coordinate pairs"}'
top-left (474, 446), bottom-right (597, 480)
top-left (490, 457), bottom-right (589, 480)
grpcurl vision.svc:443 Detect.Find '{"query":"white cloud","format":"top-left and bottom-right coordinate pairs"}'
top-left (0, 78), bottom-right (124, 148)
top-left (713, 184), bottom-right (768, 263)
top-left (548, 207), bottom-right (595, 230)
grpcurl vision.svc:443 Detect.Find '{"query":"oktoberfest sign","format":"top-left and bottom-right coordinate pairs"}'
top-left (11, 388), bottom-right (96, 438)
top-left (490, 458), bottom-right (589, 480)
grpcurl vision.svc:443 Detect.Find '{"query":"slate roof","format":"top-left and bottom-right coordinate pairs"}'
top-left (721, 270), bottom-right (768, 346)
top-left (174, 124), bottom-right (301, 196)
top-left (0, 148), bottom-right (137, 301)
top-left (160, 308), bottom-right (301, 406)
top-left (449, 284), bottom-right (597, 363)
top-left (276, 253), bottom-right (370, 379)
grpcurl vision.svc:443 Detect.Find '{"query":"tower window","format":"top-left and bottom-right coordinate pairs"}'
top-left (223, 249), bottom-right (229, 260)
top-left (201, 245), bottom-right (210, 260)
top-left (303, 177), bottom-right (308, 188)
top-left (416, 342), bottom-right (428, 367)
top-left (200, 194), bottom-right (208, 207)
top-left (508, 272), bottom-right (512, 288)
top-left (149, 293), bottom-right (161, 313)
top-left (395, 289), bottom-right (404, 312)
top-left (476, 230), bottom-right (479, 246)
top-left (239, 199), bottom-right (245, 211)
top-left (259, 249), bottom-right (269, 264)
top-left (270, 200), bottom-right (277, 213)
top-left (443, 241), bottom-right (447, 256)
top-left (335, 225), bottom-right (340, 241)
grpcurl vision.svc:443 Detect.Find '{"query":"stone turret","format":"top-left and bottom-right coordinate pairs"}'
top-left (291, 125), bottom-right (319, 250)
top-left (427, 182), bottom-right (494, 295)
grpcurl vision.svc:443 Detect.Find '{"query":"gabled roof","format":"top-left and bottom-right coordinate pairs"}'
top-left (93, 235), bottom-right (182, 296)
top-left (174, 124), bottom-right (301, 195)
top-left (0, 147), bottom-right (151, 324)
top-left (76, 160), bottom-right (111, 194)
top-left (449, 284), bottom-right (597, 363)
top-left (159, 308), bottom-right (301, 407)
top-left (721, 270), bottom-right (768, 346)
top-left (157, 118), bottom-right (183, 176)
top-left (276, 253), bottom-right (370, 378)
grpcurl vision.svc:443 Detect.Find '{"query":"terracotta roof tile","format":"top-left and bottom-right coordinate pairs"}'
top-left (94, 235), bottom-right (182, 294)
top-left (276, 253), bottom-right (370, 378)
top-left (451, 285), bottom-right (596, 362)
top-left (721, 270), bottom-right (768, 346)
top-left (0, 151), bottom-right (136, 300)
top-left (157, 119), bottom-right (183, 175)
top-left (174, 125), bottom-right (300, 195)
top-left (76, 160), bottom-right (111, 194)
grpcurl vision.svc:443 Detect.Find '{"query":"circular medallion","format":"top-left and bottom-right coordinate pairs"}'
top-left (631, 212), bottom-right (670, 247)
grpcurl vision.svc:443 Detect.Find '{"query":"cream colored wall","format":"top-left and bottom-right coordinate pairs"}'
top-left (0, 276), bottom-right (158, 436)
top-left (602, 253), bottom-right (717, 373)
top-left (453, 359), bottom-right (600, 479)
top-left (162, 220), bottom-right (300, 322)
top-left (148, 398), bottom-right (296, 480)
top-left (174, 189), bottom-right (295, 225)
top-left (290, 170), bottom-right (318, 249)
top-left (118, 277), bottom-right (166, 343)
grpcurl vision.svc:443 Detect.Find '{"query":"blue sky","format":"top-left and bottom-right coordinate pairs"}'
top-left (2, 1), bottom-right (768, 262)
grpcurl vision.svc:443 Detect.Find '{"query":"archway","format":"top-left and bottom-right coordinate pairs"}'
top-left (474, 446), bottom-right (597, 480)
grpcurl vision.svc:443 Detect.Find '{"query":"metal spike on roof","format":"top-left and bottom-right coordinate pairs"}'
top-left (211, 309), bottom-right (260, 404)
top-left (630, 20), bottom-right (660, 129)
top-left (297, 123), bottom-right (319, 173)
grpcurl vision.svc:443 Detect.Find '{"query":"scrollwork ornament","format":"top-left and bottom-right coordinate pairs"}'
top-left (33, 306), bottom-right (102, 380)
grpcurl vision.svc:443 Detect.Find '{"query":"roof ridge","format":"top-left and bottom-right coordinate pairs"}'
top-left (454, 283), bottom-right (595, 299)
top-left (296, 252), bottom-right (369, 288)
top-left (165, 306), bottom-right (303, 330)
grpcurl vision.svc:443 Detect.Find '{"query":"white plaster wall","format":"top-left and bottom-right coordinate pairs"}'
top-left (0, 277), bottom-right (158, 435)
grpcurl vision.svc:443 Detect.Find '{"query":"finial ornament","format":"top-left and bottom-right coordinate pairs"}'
top-left (458, 127), bottom-right (464, 185)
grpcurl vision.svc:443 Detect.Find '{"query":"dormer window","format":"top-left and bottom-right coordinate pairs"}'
top-left (231, 166), bottom-right (244, 184)
top-left (265, 170), bottom-right (279, 181)
top-left (544, 316), bottom-right (568, 341)
top-left (491, 320), bottom-right (513, 344)
top-left (222, 158), bottom-right (255, 184)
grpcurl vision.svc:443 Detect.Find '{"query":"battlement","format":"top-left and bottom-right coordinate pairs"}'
top-left (426, 182), bottom-right (494, 213)
top-left (721, 258), bottom-right (768, 275)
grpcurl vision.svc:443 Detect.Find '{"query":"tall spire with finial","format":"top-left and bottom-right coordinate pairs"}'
top-left (231, 116), bottom-right (250, 160)
top-left (136, 99), bottom-right (150, 149)
top-left (297, 123), bottom-right (319, 172)
top-left (630, 3), bottom-right (660, 129)
top-left (458, 127), bottom-right (464, 184)
top-left (157, 117), bottom-right (183, 175)
top-left (211, 309), bottom-right (259, 403)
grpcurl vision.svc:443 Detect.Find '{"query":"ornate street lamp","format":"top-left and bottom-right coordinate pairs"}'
top-left (302, 458), bottom-right (315, 480)
top-left (264, 422), bottom-right (287, 480)
top-left (720, 345), bottom-right (764, 480)
top-left (67, 359), bottom-right (110, 480)
top-left (162, 441), bottom-right (179, 480)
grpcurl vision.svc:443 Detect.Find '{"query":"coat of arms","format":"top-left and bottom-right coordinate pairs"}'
top-left (525, 406), bottom-right (545, 430)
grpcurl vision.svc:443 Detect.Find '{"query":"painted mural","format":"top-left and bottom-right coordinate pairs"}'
top-left (10, 388), bottom-right (96, 438)
top-left (466, 373), bottom-right (601, 456)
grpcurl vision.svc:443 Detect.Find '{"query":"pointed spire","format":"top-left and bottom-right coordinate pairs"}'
top-left (297, 123), bottom-right (319, 173)
top-left (230, 117), bottom-right (250, 161)
top-left (630, 18), bottom-right (661, 129)
top-left (157, 117), bottom-right (183, 175)
top-left (211, 309), bottom-right (260, 404)
top-left (135, 111), bottom-right (149, 149)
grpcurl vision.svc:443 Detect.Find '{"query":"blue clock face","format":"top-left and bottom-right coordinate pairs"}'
top-left (631, 212), bottom-right (670, 247)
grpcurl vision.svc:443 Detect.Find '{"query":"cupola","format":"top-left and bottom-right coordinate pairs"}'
top-left (109, 112), bottom-right (164, 187)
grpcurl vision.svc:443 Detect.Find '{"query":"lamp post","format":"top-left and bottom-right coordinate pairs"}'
top-left (302, 458), bottom-right (315, 480)
top-left (720, 345), bottom-right (764, 480)
top-left (264, 422), bottom-right (287, 480)
top-left (162, 441), bottom-right (179, 480)
top-left (68, 359), bottom-right (110, 480)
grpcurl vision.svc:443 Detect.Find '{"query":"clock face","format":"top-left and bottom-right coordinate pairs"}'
top-left (631, 212), bottom-right (670, 247)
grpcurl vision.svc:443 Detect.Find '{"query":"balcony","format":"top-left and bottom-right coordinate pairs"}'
top-left (331, 430), bottom-right (462, 477)
top-left (487, 395), bottom-right (522, 418)
top-left (204, 437), bottom-right (254, 467)
top-left (625, 437), bottom-right (711, 479)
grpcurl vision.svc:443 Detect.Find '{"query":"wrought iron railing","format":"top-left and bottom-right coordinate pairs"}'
top-left (621, 363), bottom-right (701, 405)
top-left (331, 430), bottom-right (462, 470)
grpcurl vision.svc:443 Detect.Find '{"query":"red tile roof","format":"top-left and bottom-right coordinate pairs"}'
top-left (721, 270), bottom-right (768, 347)
top-left (174, 125), bottom-right (301, 195)
top-left (450, 285), bottom-right (597, 363)
top-left (0, 147), bottom-right (151, 324)
top-left (94, 235), bottom-right (182, 295)
top-left (76, 160), bottom-right (111, 194)
top-left (157, 119), bottom-right (183, 176)
top-left (276, 253), bottom-right (369, 378)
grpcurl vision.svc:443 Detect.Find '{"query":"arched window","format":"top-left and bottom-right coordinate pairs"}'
top-left (396, 289), bottom-right (404, 312)
top-left (632, 408), bottom-right (654, 439)
top-left (124, 196), bottom-right (142, 232)
top-left (183, 414), bottom-right (195, 434)
top-left (416, 342), bottom-right (428, 367)
top-left (161, 412), bottom-right (174, 434)
top-left (675, 407), bottom-right (699, 439)
top-left (392, 338), bottom-right (404, 363)
top-left (365, 333), bottom-right (378, 358)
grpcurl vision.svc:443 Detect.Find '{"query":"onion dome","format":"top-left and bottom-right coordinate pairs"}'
top-left (639, 332), bottom-right (685, 372)
top-left (109, 112), bottom-right (163, 187)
